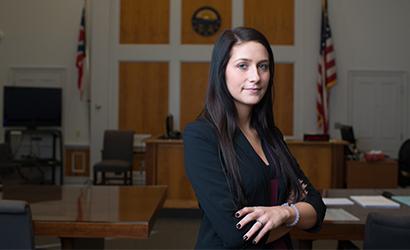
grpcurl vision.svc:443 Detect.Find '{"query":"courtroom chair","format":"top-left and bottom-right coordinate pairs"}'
top-left (93, 130), bottom-right (134, 185)
top-left (398, 139), bottom-right (410, 187)
top-left (363, 212), bottom-right (410, 249)
top-left (0, 199), bottom-right (34, 250)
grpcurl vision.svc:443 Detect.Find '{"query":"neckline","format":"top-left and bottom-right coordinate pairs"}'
top-left (239, 129), bottom-right (270, 167)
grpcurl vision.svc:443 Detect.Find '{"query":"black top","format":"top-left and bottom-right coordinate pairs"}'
top-left (183, 119), bottom-right (326, 249)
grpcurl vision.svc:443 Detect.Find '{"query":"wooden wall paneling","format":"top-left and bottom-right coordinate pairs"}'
top-left (180, 62), bottom-right (210, 130)
top-left (119, 62), bottom-right (169, 136)
top-left (182, 0), bottom-right (231, 44)
top-left (120, 0), bottom-right (169, 44)
top-left (244, 0), bottom-right (294, 45)
top-left (273, 63), bottom-right (294, 135)
top-left (64, 146), bottom-right (90, 177)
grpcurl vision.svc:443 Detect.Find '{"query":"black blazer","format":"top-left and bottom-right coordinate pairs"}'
top-left (184, 118), bottom-right (326, 249)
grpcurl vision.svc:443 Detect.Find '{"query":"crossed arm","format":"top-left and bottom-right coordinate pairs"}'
top-left (235, 201), bottom-right (317, 244)
top-left (184, 121), bottom-right (326, 248)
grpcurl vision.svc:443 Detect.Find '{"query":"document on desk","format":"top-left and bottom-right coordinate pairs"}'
top-left (322, 198), bottom-right (354, 206)
top-left (392, 196), bottom-right (410, 206)
top-left (350, 195), bottom-right (400, 208)
top-left (325, 208), bottom-right (359, 221)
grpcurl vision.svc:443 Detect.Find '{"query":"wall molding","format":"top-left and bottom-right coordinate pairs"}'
top-left (8, 65), bottom-right (66, 88)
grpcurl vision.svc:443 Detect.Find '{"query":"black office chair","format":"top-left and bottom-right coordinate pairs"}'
top-left (339, 125), bottom-right (360, 160)
top-left (398, 139), bottom-right (410, 187)
top-left (93, 130), bottom-right (134, 185)
top-left (363, 212), bottom-right (410, 249)
top-left (0, 199), bottom-right (34, 250)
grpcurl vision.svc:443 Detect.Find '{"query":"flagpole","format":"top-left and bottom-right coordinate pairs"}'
top-left (84, 0), bottom-right (93, 177)
top-left (83, 0), bottom-right (93, 184)
top-left (85, 0), bottom-right (91, 103)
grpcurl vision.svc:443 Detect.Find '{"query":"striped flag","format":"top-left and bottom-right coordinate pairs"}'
top-left (316, 2), bottom-right (336, 134)
top-left (76, 5), bottom-right (86, 97)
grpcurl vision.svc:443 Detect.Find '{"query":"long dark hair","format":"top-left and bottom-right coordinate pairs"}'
top-left (201, 27), bottom-right (303, 207)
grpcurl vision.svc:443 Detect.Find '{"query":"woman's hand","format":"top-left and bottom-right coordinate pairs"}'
top-left (235, 206), bottom-right (291, 244)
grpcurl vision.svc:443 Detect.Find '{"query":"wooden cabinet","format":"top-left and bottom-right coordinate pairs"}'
top-left (64, 145), bottom-right (90, 177)
top-left (346, 159), bottom-right (398, 188)
top-left (145, 139), bottom-right (346, 208)
top-left (287, 140), bottom-right (346, 188)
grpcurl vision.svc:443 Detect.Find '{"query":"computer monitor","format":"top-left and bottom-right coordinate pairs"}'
top-left (161, 114), bottom-right (181, 139)
top-left (340, 125), bottom-right (356, 144)
top-left (166, 114), bottom-right (174, 137)
top-left (3, 86), bottom-right (62, 128)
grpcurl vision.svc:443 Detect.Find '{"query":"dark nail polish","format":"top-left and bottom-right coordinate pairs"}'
top-left (252, 240), bottom-right (257, 244)
top-left (236, 223), bottom-right (241, 229)
top-left (243, 235), bottom-right (248, 241)
top-left (235, 212), bottom-right (240, 218)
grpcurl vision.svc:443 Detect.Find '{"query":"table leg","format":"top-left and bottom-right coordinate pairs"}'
top-left (60, 237), bottom-right (104, 249)
top-left (337, 240), bottom-right (359, 250)
top-left (294, 239), bottom-right (313, 250)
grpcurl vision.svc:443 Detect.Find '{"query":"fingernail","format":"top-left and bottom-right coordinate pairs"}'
top-left (236, 223), bottom-right (241, 229)
top-left (235, 212), bottom-right (240, 218)
top-left (252, 240), bottom-right (257, 244)
top-left (243, 235), bottom-right (248, 241)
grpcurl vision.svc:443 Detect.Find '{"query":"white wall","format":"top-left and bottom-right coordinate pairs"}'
top-left (295, 0), bottom-right (410, 140)
top-left (329, 0), bottom-right (410, 139)
top-left (1, 0), bottom-right (409, 162)
top-left (0, 0), bottom-right (89, 145)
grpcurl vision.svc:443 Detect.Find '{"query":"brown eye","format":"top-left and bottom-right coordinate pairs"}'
top-left (258, 63), bottom-right (269, 71)
top-left (237, 63), bottom-right (248, 70)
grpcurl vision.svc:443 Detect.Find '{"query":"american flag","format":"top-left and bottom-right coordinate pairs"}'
top-left (76, 6), bottom-right (86, 97)
top-left (316, 3), bottom-right (336, 134)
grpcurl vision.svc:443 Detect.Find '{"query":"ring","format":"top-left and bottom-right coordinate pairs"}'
top-left (256, 219), bottom-right (264, 227)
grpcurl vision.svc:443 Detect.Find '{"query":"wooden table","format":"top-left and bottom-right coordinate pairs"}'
top-left (290, 188), bottom-right (410, 246)
top-left (1, 185), bottom-right (167, 249)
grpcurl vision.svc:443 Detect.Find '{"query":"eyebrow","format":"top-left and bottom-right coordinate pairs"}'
top-left (232, 58), bottom-right (269, 63)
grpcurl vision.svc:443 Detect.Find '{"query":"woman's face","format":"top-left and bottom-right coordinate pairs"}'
top-left (225, 41), bottom-right (270, 111)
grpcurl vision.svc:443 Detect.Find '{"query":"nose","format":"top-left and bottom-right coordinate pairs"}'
top-left (248, 65), bottom-right (260, 83)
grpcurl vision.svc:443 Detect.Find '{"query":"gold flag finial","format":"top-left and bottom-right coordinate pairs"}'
top-left (322, 0), bottom-right (328, 10)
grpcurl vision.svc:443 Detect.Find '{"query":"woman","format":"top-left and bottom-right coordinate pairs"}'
top-left (184, 27), bottom-right (326, 249)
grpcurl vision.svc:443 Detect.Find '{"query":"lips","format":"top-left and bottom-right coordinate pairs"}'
top-left (243, 87), bottom-right (261, 92)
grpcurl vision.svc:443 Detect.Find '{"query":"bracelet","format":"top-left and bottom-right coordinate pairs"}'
top-left (281, 202), bottom-right (300, 227)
